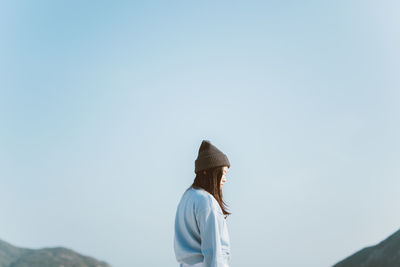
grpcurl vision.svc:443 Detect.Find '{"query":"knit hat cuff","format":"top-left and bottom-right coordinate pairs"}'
top-left (195, 153), bottom-right (230, 173)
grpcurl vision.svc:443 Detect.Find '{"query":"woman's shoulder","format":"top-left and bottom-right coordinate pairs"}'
top-left (186, 186), bottom-right (210, 200)
top-left (189, 187), bottom-right (220, 212)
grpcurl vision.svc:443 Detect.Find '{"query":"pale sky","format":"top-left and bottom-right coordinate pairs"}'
top-left (1, 1), bottom-right (400, 267)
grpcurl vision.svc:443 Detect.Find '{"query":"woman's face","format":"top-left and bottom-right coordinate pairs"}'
top-left (220, 166), bottom-right (229, 189)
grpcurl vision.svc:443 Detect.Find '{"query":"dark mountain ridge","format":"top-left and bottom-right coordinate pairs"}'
top-left (0, 238), bottom-right (110, 267)
top-left (334, 228), bottom-right (400, 267)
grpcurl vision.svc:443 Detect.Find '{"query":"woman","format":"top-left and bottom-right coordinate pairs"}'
top-left (174, 140), bottom-right (231, 267)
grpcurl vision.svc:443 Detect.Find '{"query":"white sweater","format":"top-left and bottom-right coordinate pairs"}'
top-left (174, 187), bottom-right (231, 267)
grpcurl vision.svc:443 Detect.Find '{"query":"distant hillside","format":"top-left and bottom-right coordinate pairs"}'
top-left (0, 239), bottom-right (110, 267)
top-left (333, 228), bottom-right (400, 267)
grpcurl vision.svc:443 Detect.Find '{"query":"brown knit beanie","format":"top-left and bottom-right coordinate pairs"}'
top-left (194, 140), bottom-right (230, 173)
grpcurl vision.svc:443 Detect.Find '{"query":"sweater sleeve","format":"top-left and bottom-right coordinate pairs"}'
top-left (196, 203), bottom-right (226, 267)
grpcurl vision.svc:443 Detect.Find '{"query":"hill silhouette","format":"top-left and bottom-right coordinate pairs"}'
top-left (0, 238), bottom-right (110, 267)
top-left (334, 228), bottom-right (400, 267)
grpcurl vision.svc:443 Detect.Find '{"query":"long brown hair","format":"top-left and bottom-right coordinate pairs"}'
top-left (189, 166), bottom-right (231, 216)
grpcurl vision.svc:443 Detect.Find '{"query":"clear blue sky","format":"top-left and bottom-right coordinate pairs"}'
top-left (1, 1), bottom-right (399, 266)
